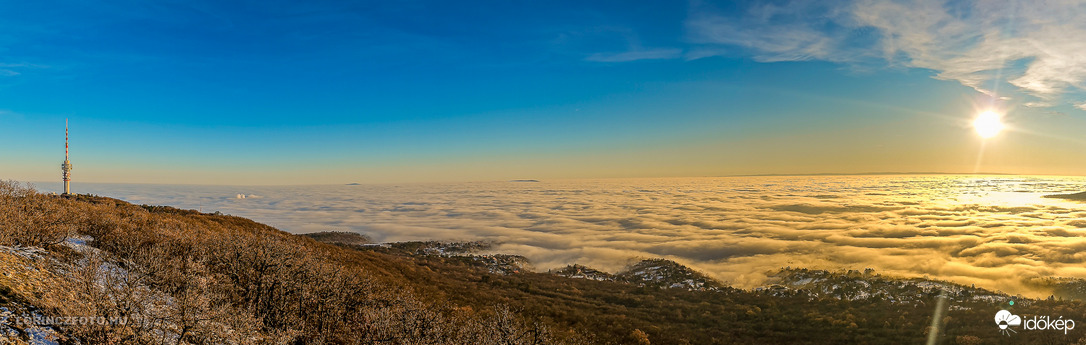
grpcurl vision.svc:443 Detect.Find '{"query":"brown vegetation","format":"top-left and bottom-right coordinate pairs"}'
top-left (0, 181), bottom-right (578, 344)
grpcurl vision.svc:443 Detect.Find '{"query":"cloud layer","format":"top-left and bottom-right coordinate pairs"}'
top-left (56, 175), bottom-right (1086, 298)
top-left (687, 0), bottom-right (1086, 107)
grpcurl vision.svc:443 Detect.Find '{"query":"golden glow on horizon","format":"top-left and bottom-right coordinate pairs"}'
top-left (973, 111), bottom-right (1004, 138)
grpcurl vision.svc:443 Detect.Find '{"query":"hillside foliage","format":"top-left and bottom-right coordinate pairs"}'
top-left (0, 181), bottom-right (578, 344)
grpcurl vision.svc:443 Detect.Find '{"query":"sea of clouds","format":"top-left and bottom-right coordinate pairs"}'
top-left (39, 175), bottom-right (1086, 297)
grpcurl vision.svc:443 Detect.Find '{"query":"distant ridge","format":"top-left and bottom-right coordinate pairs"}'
top-left (510, 179), bottom-right (540, 182)
top-left (1044, 191), bottom-right (1086, 201)
top-left (303, 231), bottom-right (372, 245)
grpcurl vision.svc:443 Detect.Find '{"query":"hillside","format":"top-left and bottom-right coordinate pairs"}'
top-left (0, 181), bottom-right (577, 344)
top-left (1045, 191), bottom-right (1086, 201)
top-left (3, 180), bottom-right (1086, 344)
top-left (338, 239), bottom-right (1086, 344)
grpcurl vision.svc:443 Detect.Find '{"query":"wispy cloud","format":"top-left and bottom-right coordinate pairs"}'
top-left (0, 62), bottom-right (46, 77)
top-left (687, 0), bottom-right (1086, 108)
top-left (585, 48), bottom-right (684, 62)
top-left (687, 1), bottom-right (857, 63)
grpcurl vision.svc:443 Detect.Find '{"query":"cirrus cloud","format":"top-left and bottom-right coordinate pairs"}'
top-left (585, 48), bottom-right (685, 62)
top-left (686, 0), bottom-right (1086, 107)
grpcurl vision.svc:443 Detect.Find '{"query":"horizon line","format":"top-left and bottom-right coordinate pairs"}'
top-left (17, 171), bottom-right (1086, 189)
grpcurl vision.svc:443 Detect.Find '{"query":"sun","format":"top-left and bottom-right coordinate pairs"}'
top-left (973, 111), bottom-right (1004, 138)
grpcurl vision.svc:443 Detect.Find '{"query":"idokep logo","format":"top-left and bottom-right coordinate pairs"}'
top-left (995, 310), bottom-right (1021, 336)
top-left (995, 310), bottom-right (1076, 336)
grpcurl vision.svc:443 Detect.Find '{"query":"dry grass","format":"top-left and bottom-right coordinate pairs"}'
top-left (0, 180), bottom-right (577, 345)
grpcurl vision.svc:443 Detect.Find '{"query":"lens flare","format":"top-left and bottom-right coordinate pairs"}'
top-left (974, 111), bottom-right (1004, 138)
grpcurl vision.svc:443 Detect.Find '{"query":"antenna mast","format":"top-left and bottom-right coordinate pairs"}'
top-left (61, 119), bottom-right (73, 195)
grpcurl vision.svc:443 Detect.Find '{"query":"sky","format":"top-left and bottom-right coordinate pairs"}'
top-left (3, 0), bottom-right (1086, 185)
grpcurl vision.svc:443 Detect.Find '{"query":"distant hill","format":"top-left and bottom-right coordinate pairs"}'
top-left (346, 241), bottom-right (1086, 344)
top-left (302, 231), bottom-right (372, 245)
top-left (1045, 191), bottom-right (1086, 201)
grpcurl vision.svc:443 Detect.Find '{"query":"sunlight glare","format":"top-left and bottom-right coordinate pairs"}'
top-left (973, 111), bottom-right (1004, 138)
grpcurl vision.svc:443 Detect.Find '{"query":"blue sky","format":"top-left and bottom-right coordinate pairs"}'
top-left (3, 0), bottom-right (1086, 185)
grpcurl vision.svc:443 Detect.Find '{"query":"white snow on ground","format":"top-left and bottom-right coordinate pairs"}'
top-left (1, 236), bottom-right (144, 344)
top-left (25, 326), bottom-right (60, 345)
top-left (0, 293), bottom-right (63, 345)
top-left (0, 245), bottom-right (46, 261)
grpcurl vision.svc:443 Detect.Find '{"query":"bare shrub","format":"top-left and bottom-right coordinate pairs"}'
top-left (0, 182), bottom-right (74, 247)
top-left (0, 182), bottom-right (576, 344)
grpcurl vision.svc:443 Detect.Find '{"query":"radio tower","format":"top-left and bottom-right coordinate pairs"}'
top-left (61, 119), bottom-right (73, 195)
